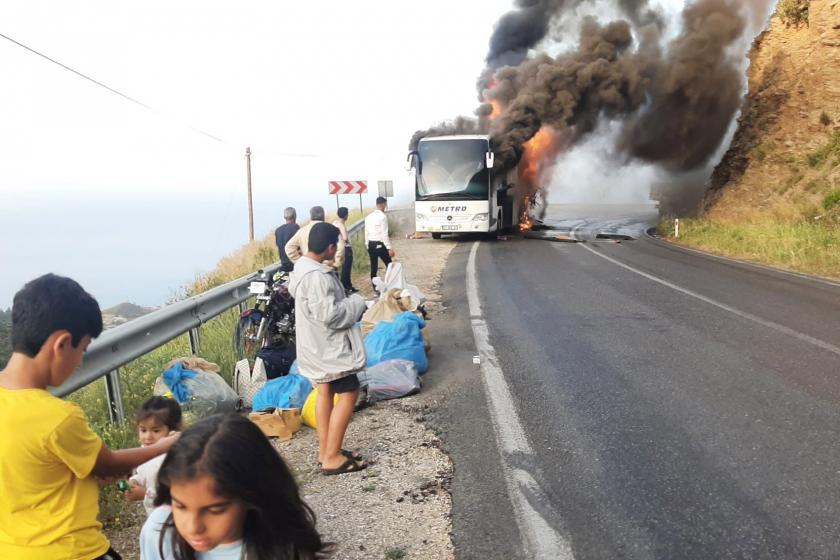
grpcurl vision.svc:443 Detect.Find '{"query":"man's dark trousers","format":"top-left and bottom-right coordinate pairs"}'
top-left (368, 241), bottom-right (391, 279)
top-left (341, 245), bottom-right (354, 290)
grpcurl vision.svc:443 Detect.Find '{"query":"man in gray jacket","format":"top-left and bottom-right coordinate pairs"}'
top-left (288, 222), bottom-right (368, 475)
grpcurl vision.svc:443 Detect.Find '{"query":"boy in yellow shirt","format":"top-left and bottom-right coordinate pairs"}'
top-left (0, 274), bottom-right (179, 560)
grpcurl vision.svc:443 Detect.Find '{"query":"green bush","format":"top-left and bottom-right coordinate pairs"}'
top-left (824, 190), bottom-right (840, 211)
top-left (778, 0), bottom-right (810, 26)
top-left (807, 131), bottom-right (840, 168)
top-left (0, 308), bottom-right (11, 368)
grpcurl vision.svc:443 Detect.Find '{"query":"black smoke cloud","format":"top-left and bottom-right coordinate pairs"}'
top-left (476, 0), bottom-right (661, 93)
top-left (407, 117), bottom-right (482, 156)
top-left (486, 0), bottom-right (566, 70)
top-left (410, 0), bottom-right (754, 178)
top-left (616, 0), bottom-right (664, 29)
top-left (488, 18), bottom-right (650, 170)
top-left (618, 0), bottom-right (746, 171)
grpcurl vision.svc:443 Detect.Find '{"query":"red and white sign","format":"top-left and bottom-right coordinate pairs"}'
top-left (328, 180), bottom-right (368, 195)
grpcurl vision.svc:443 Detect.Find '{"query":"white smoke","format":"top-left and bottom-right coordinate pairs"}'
top-left (546, 120), bottom-right (660, 204)
top-left (541, 0), bottom-right (775, 209)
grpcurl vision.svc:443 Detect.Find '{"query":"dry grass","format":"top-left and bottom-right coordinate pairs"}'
top-left (660, 217), bottom-right (840, 279)
top-left (697, 128), bottom-right (840, 280)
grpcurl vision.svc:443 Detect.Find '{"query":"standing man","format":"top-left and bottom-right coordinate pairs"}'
top-left (285, 206), bottom-right (344, 271)
top-left (288, 223), bottom-right (367, 475)
top-left (275, 207), bottom-right (299, 273)
top-left (364, 197), bottom-right (395, 283)
top-left (333, 207), bottom-right (357, 293)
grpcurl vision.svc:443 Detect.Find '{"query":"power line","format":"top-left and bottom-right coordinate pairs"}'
top-left (0, 31), bottom-right (226, 143)
top-left (0, 31), bottom-right (329, 158)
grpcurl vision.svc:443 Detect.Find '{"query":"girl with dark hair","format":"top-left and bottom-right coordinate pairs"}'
top-left (139, 414), bottom-right (330, 560)
top-left (127, 396), bottom-right (183, 515)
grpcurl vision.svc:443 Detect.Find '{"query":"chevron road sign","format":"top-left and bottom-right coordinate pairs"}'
top-left (328, 180), bottom-right (368, 195)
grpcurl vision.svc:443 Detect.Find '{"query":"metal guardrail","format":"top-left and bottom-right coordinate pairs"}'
top-left (53, 207), bottom-right (414, 423)
top-left (52, 263), bottom-right (282, 418)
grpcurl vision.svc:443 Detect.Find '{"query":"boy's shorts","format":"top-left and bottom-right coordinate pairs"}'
top-left (329, 373), bottom-right (360, 394)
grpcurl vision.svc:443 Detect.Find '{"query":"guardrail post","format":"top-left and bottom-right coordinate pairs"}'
top-left (188, 327), bottom-right (201, 355)
top-left (104, 369), bottom-right (126, 423)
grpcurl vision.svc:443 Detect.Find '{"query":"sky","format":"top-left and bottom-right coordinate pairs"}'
top-left (0, 0), bottom-right (688, 308)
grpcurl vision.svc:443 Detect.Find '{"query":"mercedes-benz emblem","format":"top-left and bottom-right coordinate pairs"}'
top-left (447, 215), bottom-right (453, 221)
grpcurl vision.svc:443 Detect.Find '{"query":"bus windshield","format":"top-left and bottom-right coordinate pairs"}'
top-left (416, 139), bottom-right (490, 200)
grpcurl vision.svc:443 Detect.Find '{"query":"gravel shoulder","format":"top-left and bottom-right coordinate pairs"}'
top-left (105, 234), bottom-right (459, 560)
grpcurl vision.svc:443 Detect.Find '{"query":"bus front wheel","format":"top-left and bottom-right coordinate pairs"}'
top-left (432, 233), bottom-right (442, 240)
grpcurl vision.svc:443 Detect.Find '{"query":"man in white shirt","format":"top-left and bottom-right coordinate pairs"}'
top-left (364, 197), bottom-right (395, 282)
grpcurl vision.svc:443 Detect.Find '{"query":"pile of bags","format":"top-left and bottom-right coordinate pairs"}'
top-left (360, 262), bottom-right (429, 403)
top-left (144, 259), bottom-right (434, 441)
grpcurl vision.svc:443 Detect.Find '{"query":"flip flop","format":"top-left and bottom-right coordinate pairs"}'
top-left (318, 449), bottom-right (363, 467)
top-left (342, 449), bottom-right (364, 461)
top-left (321, 458), bottom-right (368, 476)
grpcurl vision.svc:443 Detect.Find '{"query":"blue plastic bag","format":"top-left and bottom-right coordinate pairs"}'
top-left (252, 373), bottom-right (312, 412)
top-left (365, 312), bottom-right (428, 374)
top-left (161, 362), bottom-right (197, 403)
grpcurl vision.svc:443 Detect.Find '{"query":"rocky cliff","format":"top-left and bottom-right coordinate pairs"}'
top-left (705, 0), bottom-right (840, 222)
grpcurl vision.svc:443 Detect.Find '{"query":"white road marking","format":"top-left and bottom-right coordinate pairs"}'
top-left (580, 243), bottom-right (840, 358)
top-left (467, 242), bottom-right (574, 559)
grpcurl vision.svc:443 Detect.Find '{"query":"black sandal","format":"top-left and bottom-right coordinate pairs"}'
top-left (321, 458), bottom-right (368, 476)
top-left (342, 449), bottom-right (363, 461)
top-left (318, 449), bottom-right (363, 467)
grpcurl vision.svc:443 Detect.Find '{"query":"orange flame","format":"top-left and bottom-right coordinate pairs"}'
top-left (520, 195), bottom-right (533, 231)
top-left (519, 127), bottom-right (555, 186)
top-left (518, 127), bottom-right (556, 230)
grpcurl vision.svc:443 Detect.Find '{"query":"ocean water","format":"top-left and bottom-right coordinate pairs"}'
top-left (0, 186), bottom-right (406, 309)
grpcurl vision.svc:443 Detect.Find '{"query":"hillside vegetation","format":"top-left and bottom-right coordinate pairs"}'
top-left (0, 309), bottom-right (11, 368)
top-left (666, 0), bottom-right (840, 279)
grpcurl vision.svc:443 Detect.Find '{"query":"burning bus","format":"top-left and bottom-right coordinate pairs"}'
top-left (408, 135), bottom-right (523, 238)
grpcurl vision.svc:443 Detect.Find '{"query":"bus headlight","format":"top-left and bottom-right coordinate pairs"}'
top-left (472, 213), bottom-right (489, 221)
top-left (416, 213), bottom-right (428, 221)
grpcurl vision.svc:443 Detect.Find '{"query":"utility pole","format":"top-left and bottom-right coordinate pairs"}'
top-left (245, 147), bottom-right (254, 242)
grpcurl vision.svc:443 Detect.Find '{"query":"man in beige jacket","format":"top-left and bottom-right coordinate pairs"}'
top-left (285, 206), bottom-right (344, 271)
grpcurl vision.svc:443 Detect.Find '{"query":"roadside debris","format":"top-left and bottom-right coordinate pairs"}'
top-left (249, 407), bottom-right (302, 440)
top-left (522, 231), bottom-right (580, 243)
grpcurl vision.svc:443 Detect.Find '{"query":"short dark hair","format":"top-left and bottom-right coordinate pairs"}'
top-left (11, 274), bottom-right (103, 357)
top-left (376, 196), bottom-right (387, 206)
top-left (136, 396), bottom-right (183, 431)
top-left (155, 414), bottom-right (330, 558)
top-left (308, 222), bottom-right (340, 254)
top-left (337, 207), bottom-right (349, 220)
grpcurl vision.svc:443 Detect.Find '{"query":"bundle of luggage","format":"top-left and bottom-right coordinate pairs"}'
top-left (233, 262), bottom-right (432, 437)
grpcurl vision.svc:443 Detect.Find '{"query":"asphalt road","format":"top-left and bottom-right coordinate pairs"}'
top-left (428, 208), bottom-right (840, 559)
